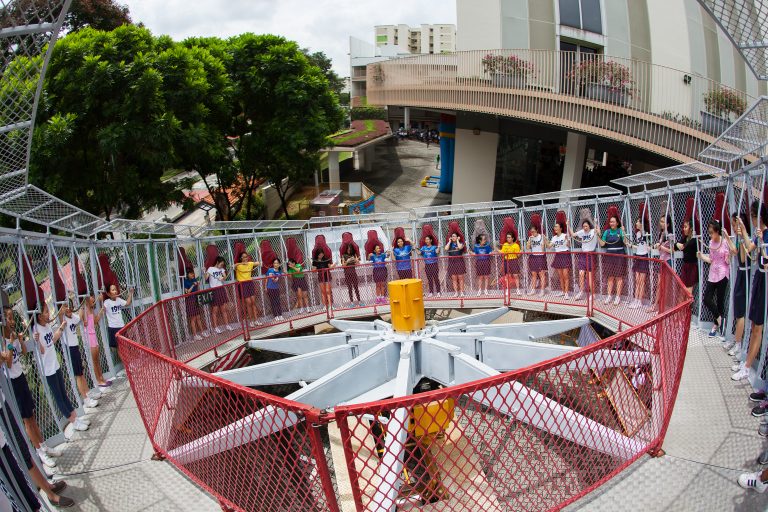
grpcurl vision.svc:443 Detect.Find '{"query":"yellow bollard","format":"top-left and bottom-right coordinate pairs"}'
top-left (388, 279), bottom-right (425, 333)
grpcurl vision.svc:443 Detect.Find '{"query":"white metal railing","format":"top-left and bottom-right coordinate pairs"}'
top-left (367, 49), bottom-right (756, 164)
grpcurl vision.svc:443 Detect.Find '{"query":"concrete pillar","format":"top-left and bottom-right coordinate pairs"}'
top-left (451, 127), bottom-right (499, 204)
top-left (560, 131), bottom-right (587, 191)
top-left (328, 151), bottom-right (340, 187)
top-left (364, 147), bottom-right (375, 172)
top-left (356, 149), bottom-right (365, 171)
top-left (404, 107), bottom-right (411, 129)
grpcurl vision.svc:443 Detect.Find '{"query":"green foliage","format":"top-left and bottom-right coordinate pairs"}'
top-left (338, 92), bottom-right (350, 106)
top-left (351, 106), bottom-right (387, 120)
top-left (65, 0), bottom-right (132, 32)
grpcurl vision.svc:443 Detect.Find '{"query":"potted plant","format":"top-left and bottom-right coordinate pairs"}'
top-left (482, 54), bottom-right (535, 88)
top-left (569, 59), bottom-right (633, 106)
top-left (701, 87), bottom-right (746, 136)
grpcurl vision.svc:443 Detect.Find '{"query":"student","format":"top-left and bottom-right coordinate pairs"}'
top-left (392, 237), bottom-right (413, 279)
top-left (234, 252), bottom-right (261, 328)
top-left (58, 304), bottom-right (100, 411)
top-left (650, 215), bottom-right (674, 313)
top-left (101, 284), bottom-right (134, 349)
top-left (547, 222), bottom-right (571, 297)
top-left (183, 269), bottom-right (206, 340)
top-left (526, 223), bottom-right (547, 296)
top-left (205, 257), bottom-right (233, 334)
top-left (675, 220), bottom-right (698, 295)
top-left (598, 215), bottom-right (627, 305)
top-left (444, 232), bottom-right (466, 297)
top-left (569, 219), bottom-right (598, 301)
top-left (81, 296), bottom-right (110, 388)
top-left (697, 220), bottom-right (736, 337)
top-left (265, 259), bottom-right (285, 321)
top-left (498, 232), bottom-right (521, 295)
top-left (369, 245), bottom-right (389, 304)
top-left (732, 201), bottom-right (768, 381)
top-left (341, 245), bottom-right (362, 307)
top-left (32, 307), bottom-right (89, 439)
top-left (287, 259), bottom-right (309, 312)
top-left (628, 217), bottom-right (652, 309)
top-left (417, 235), bottom-right (441, 296)
top-left (473, 234), bottom-right (493, 295)
top-left (311, 250), bottom-right (334, 308)
top-left (2, 307), bottom-right (65, 473)
top-left (725, 214), bottom-right (750, 355)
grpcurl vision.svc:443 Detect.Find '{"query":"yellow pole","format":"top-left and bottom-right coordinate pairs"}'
top-left (388, 279), bottom-right (425, 333)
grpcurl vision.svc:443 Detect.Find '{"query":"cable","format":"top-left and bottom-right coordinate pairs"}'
top-left (55, 457), bottom-right (152, 477)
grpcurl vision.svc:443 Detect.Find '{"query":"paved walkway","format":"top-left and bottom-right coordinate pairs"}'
top-left (63, 327), bottom-right (768, 511)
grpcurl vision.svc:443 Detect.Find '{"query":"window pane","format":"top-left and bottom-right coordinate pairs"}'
top-left (559, 0), bottom-right (581, 29)
top-left (581, 0), bottom-right (602, 33)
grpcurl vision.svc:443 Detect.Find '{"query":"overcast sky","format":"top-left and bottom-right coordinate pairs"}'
top-left (121, 0), bottom-right (457, 76)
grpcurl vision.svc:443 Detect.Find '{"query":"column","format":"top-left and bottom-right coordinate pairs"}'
top-left (404, 107), bottom-right (411, 129)
top-left (438, 114), bottom-right (456, 194)
top-left (356, 149), bottom-right (365, 171)
top-left (328, 151), bottom-right (340, 187)
top-left (560, 131), bottom-right (587, 191)
top-left (364, 147), bottom-right (375, 172)
top-left (451, 127), bottom-right (498, 204)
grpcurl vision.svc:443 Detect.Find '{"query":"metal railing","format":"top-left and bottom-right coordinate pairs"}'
top-left (367, 49), bottom-right (756, 164)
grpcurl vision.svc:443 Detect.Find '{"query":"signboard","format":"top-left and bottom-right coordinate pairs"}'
top-left (348, 195), bottom-right (375, 215)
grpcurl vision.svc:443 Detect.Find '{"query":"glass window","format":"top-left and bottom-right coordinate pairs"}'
top-left (558, 0), bottom-right (602, 34)
top-left (559, 0), bottom-right (582, 29)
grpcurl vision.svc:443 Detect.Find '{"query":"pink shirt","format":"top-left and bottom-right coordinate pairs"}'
top-left (707, 240), bottom-right (730, 283)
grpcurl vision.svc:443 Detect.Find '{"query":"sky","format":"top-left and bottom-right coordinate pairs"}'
top-left (121, 0), bottom-right (457, 76)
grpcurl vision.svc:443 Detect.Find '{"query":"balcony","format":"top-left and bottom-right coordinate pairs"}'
top-left (367, 49), bottom-right (757, 164)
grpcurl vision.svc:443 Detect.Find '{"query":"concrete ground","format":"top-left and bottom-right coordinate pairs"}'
top-left (341, 139), bottom-right (450, 212)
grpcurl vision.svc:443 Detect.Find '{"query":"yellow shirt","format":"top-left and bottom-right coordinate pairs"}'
top-left (234, 261), bottom-right (257, 282)
top-left (500, 242), bottom-right (520, 260)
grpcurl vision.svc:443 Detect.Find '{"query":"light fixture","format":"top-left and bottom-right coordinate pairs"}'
top-left (472, 128), bottom-right (481, 135)
top-left (683, 75), bottom-right (692, 85)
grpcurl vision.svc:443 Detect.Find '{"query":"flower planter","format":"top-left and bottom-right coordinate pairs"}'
top-left (585, 83), bottom-right (629, 107)
top-left (491, 73), bottom-right (527, 89)
top-left (700, 110), bottom-right (731, 136)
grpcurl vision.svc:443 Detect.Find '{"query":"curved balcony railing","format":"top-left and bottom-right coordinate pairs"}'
top-left (118, 253), bottom-right (691, 512)
top-left (367, 49), bottom-right (755, 163)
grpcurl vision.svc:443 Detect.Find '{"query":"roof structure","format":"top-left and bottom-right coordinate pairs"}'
top-left (514, 186), bottom-right (622, 204)
top-left (612, 162), bottom-right (725, 189)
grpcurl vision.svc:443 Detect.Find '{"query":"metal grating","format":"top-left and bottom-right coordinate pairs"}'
top-left (699, 96), bottom-right (768, 163)
top-left (514, 186), bottom-right (622, 204)
top-left (697, 0), bottom-right (768, 80)
top-left (411, 200), bottom-right (517, 217)
top-left (612, 162), bottom-right (725, 188)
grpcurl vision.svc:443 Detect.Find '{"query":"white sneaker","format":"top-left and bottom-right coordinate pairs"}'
top-left (42, 444), bottom-right (64, 457)
top-left (63, 423), bottom-right (74, 440)
top-left (728, 345), bottom-right (740, 357)
top-left (37, 448), bottom-right (56, 467)
top-left (248, 321), bottom-right (256, 328)
top-left (738, 471), bottom-right (768, 493)
top-left (214, 327), bottom-right (223, 334)
top-left (628, 300), bottom-right (640, 310)
top-left (42, 463), bottom-right (59, 477)
top-left (574, 292), bottom-right (584, 301)
top-left (226, 324), bottom-right (235, 331)
top-left (732, 366), bottom-right (749, 381)
top-left (194, 334), bottom-right (202, 341)
top-left (722, 340), bottom-right (735, 351)
top-left (84, 397), bottom-right (99, 408)
top-left (604, 296), bottom-right (612, 305)
top-left (732, 362), bottom-right (743, 372)
top-left (538, 289), bottom-right (545, 297)
top-left (486, 290), bottom-right (491, 296)
top-left (553, 290), bottom-right (563, 297)
top-left (527, 288), bottom-right (535, 295)
top-left (89, 390), bottom-right (102, 400)
top-left (202, 330), bottom-right (211, 337)
top-left (78, 416), bottom-right (91, 425)
top-left (613, 296), bottom-right (621, 306)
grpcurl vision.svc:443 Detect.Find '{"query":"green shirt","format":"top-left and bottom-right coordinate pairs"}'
top-left (287, 263), bottom-right (305, 279)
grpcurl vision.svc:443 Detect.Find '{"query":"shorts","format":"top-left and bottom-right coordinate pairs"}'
top-left (317, 269), bottom-right (331, 284)
top-left (503, 259), bottom-right (520, 275)
top-left (529, 255), bottom-right (547, 272)
top-left (87, 331), bottom-right (98, 348)
top-left (448, 257), bottom-right (466, 276)
top-left (108, 326), bottom-right (120, 348)
top-left (577, 253), bottom-right (594, 272)
top-left (185, 295), bottom-right (200, 317)
top-left (476, 259), bottom-right (491, 276)
top-left (291, 277), bottom-right (308, 292)
top-left (11, 375), bottom-right (35, 419)
top-left (1, 405), bottom-right (32, 470)
top-left (68, 346), bottom-right (83, 377)
top-left (733, 269), bottom-right (748, 319)
top-left (680, 261), bottom-right (698, 288)
top-left (213, 286), bottom-right (228, 306)
top-left (749, 270), bottom-right (766, 326)
top-left (552, 252), bottom-right (571, 269)
top-left (373, 266), bottom-right (388, 283)
top-left (397, 268), bottom-right (413, 279)
top-left (239, 280), bottom-right (256, 298)
top-left (632, 259), bottom-right (650, 274)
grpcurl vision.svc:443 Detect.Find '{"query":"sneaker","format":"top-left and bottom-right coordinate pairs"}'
top-left (759, 423), bottom-right (768, 438)
top-left (37, 448), bottom-right (56, 467)
top-left (42, 444), bottom-right (64, 457)
top-left (760, 449), bottom-right (768, 465)
top-left (214, 327), bottom-right (223, 334)
top-left (73, 419), bottom-right (88, 431)
top-left (84, 397), bottom-right (98, 408)
top-left (732, 367), bottom-right (749, 381)
top-left (42, 463), bottom-right (59, 477)
top-left (538, 289), bottom-right (545, 297)
top-left (604, 296), bottom-right (612, 305)
top-left (708, 326), bottom-right (719, 338)
top-left (738, 471), bottom-right (768, 493)
top-left (98, 381), bottom-right (113, 389)
top-left (194, 335), bottom-right (202, 341)
top-left (574, 292), bottom-right (584, 301)
top-left (750, 391), bottom-right (768, 403)
top-left (723, 340), bottom-right (735, 351)
top-left (49, 495), bottom-right (75, 508)
top-left (732, 362), bottom-right (744, 372)
top-left (752, 403), bottom-right (768, 417)
top-left (78, 416), bottom-right (91, 425)
top-left (63, 423), bottom-right (74, 440)
top-left (486, 290), bottom-right (492, 296)
top-left (527, 288), bottom-right (535, 295)
top-left (553, 290), bottom-right (563, 297)
top-left (628, 300), bottom-right (640, 310)
top-left (727, 344), bottom-right (739, 356)
top-left (226, 324), bottom-right (235, 331)
top-left (89, 390), bottom-right (102, 400)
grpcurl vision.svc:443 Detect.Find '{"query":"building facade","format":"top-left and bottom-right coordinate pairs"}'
top-left (375, 24), bottom-right (457, 55)
top-left (369, 0), bottom-right (766, 204)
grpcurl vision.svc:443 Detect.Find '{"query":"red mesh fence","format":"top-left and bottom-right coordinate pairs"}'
top-left (119, 252), bottom-right (691, 512)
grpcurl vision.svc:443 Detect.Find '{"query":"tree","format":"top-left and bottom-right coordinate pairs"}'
top-left (29, 25), bottom-right (223, 221)
top-left (65, 0), bottom-right (132, 32)
top-left (302, 48), bottom-right (345, 97)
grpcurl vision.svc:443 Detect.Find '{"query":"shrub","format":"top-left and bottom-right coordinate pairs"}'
top-left (569, 59), bottom-right (633, 95)
top-left (351, 106), bottom-right (387, 121)
top-left (703, 87), bottom-right (747, 118)
top-left (481, 54), bottom-right (535, 76)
